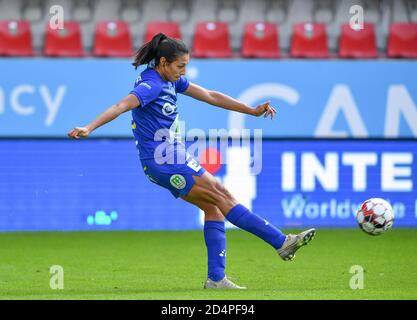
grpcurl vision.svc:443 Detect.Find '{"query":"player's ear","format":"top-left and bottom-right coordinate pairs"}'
top-left (160, 56), bottom-right (167, 66)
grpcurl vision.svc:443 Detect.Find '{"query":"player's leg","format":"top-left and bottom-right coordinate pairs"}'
top-left (182, 171), bottom-right (286, 249)
top-left (182, 196), bottom-right (245, 289)
top-left (182, 171), bottom-right (316, 261)
top-left (141, 156), bottom-right (245, 287)
top-left (186, 199), bottom-right (226, 281)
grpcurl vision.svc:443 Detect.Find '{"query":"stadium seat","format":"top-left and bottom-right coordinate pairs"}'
top-left (192, 22), bottom-right (232, 58)
top-left (241, 22), bottom-right (280, 58)
top-left (44, 21), bottom-right (84, 57)
top-left (290, 22), bottom-right (329, 58)
top-left (0, 20), bottom-right (33, 56)
top-left (93, 21), bottom-right (133, 57)
top-left (387, 23), bottom-right (417, 58)
top-left (339, 23), bottom-right (377, 58)
top-left (145, 21), bottom-right (182, 43)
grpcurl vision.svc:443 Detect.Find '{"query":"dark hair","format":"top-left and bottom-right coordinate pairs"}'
top-left (132, 33), bottom-right (189, 70)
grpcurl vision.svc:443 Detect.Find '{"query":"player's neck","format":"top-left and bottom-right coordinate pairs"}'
top-left (154, 67), bottom-right (169, 82)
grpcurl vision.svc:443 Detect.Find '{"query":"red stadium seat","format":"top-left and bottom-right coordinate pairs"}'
top-left (93, 21), bottom-right (133, 57)
top-left (388, 23), bottom-right (417, 58)
top-left (192, 22), bottom-right (232, 58)
top-left (241, 22), bottom-right (280, 58)
top-left (291, 23), bottom-right (329, 58)
top-left (145, 21), bottom-right (182, 43)
top-left (0, 20), bottom-right (33, 56)
top-left (339, 23), bottom-right (377, 58)
top-left (44, 21), bottom-right (84, 57)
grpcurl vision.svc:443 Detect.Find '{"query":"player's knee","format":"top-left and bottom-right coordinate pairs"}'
top-left (204, 207), bottom-right (224, 221)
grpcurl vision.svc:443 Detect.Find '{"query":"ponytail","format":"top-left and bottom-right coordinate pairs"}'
top-left (132, 33), bottom-right (188, 70)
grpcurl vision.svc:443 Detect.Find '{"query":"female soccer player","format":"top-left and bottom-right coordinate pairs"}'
top-left (68, 33), bottom-right (316, 289)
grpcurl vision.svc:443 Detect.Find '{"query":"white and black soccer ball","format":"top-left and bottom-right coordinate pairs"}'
top-left (356, 198), bottom-right (394, 236)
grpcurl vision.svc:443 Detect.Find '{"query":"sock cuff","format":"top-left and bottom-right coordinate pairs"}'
top-left (225, 204), bottom-right (249, 224)
top-left (204, 220), bottom-right (225, 232)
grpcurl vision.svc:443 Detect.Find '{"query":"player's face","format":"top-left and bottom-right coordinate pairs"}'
top-left (161, 54), bottom-right (189, 82)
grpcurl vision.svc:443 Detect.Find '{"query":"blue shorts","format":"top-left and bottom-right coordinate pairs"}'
top-left (140, 155), bottom-right (206, 198)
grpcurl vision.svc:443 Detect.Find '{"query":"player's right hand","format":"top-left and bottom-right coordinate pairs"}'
top-left (68, 127), bottom-right (90, 139)
top-left (252, 101), bottom-right (277, 120)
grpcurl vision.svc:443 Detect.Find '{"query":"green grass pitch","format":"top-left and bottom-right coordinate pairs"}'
top-left (0, 229), bottom-right (416, 300)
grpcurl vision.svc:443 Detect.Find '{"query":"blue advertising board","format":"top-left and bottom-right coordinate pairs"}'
top-left (0, 139), bottom-right (415, 231)
top-left (0, 59), bottom-right (417, 138)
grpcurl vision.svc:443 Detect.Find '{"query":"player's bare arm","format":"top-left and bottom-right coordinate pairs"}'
top-left (184, 82), bottom-right (277, 119)
top-left (67, 94), bottom-right (140, 139)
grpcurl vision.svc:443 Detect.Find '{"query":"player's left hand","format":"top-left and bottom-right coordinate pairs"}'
top-left (252, 101), bottom-right (277, 120)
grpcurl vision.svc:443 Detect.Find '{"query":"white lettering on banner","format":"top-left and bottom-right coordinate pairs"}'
top-left (1, 81), bottom-right (416, 136)
top-left (282, 152), bottom-right (414, 192)
top-left (281, 195), bottom-right (359, 219)
top-left (235, 83), bottom-right (417, 138)
top-left (301, 153), bottom-right (339, 191)
top-left (342, 153), bottom-right (378, 191)
top-left (39, 85), bottom-right (67, 126)
top-left (231, 83), bottom-right (300, 130)
top-left (385, 85), bottom-right (417, 137)
top-left (223, 146), bottom-right (257, 210)
top-left (315, 85), bottom-right (368, 138)
top-left (381, 153), bottom-right (413, 191)
top-left (11, 85), bottom-right (35, 115)
top-left (282, 153), bottom-right (296, 191)
top-left (395, 202), bottom-right (406, 219)
top-left (281, 194), bottom-right (407, 220)
top-left (0, 85), bottom-right (67, 126)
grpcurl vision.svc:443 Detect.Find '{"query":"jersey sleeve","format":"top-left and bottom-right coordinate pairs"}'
top-left (129, 80), bottom-right (162, 107)
top-left (175, 76), bottom-right (190, 94)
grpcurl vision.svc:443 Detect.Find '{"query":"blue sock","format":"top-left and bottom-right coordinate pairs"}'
top-left (226, 204), bottom-right (286, 249)
top-left (204, 221), bottom-right (226, 281)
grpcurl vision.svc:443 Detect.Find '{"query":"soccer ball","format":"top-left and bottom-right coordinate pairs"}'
top-left (356, 198), bottom-right (394, 236)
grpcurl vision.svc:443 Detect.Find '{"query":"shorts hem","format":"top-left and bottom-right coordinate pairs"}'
top-left (174, 167), bottom-right (206, 198)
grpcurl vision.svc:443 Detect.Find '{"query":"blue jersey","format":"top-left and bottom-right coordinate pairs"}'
top-left (129, 68), bottom-right (190, 160)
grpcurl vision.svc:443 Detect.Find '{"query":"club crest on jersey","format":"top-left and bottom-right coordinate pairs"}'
top-left (170, 174), bottom-right (186, 189)
top-left (162, 102), bottom-right (177, 116)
